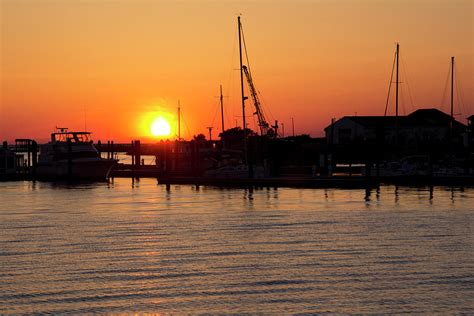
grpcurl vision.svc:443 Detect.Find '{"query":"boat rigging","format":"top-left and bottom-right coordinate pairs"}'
top-left (242, 65), bottom-right (277, 137)
top-left (238, 17), bottom-right (278, 138)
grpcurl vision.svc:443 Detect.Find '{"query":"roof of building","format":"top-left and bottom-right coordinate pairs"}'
top-left (407, 108), bottom-right (463, 127)
top-left (325, 108), bottom-right (467, 131)
top-left (346, 116), bottom-right (400, 127)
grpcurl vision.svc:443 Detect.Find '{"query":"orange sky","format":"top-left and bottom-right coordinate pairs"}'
top-left (1, 0), bottom-right (473, 142)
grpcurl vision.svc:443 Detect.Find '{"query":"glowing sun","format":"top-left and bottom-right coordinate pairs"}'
top-left (151, 117), bottom-right (171, 137)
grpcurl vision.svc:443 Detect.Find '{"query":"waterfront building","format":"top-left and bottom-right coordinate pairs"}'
top-left (324, 108), bottom-right (468, 147)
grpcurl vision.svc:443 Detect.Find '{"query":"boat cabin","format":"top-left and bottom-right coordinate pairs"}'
top-left (51, 128), bottom-right (92, 144)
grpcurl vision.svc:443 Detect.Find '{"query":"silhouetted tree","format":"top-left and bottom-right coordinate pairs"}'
top-left (193, 133), bottom-right (206, 144)
top-left (193, 133), bottom-right (206, 143)
top-left (219, 127), bottom-right (256, 148)
top-left (219, 127), bottom-right (255, 139)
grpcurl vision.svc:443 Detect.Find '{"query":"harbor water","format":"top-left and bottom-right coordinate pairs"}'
top-left (1, 179), bottom-right (473, 313)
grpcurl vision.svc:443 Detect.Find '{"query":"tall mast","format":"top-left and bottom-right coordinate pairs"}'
top-left (291, 117), bottom-right (295, 137)
top-left (395, 43), bottom-right (399, 145)
top-left (220, 84), bottom-right (225, 133)
top-left (395, 43), bottom-right (399, 119)
top-left (450, 56), bottom-right (454, 133)
top-left (238, 16), bottom-right (247, 161)
top-left (178, 100), bottom-right (181, 141)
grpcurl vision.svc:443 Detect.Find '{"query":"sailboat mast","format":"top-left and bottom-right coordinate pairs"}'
top-left (395, 43), bottom-right (399, 119)
top-left (291, 117), bottom-right (295, 137)
top-left (395, 43), bottom-right (399, 144)
top-left (238, 16), bottom-right (247, 162)
top-left (178, 100), bottom-right (181, 141)
top-left (451, 56), bottom-right (454, 133)
top-left (220, 84), bottom-right (225, 133)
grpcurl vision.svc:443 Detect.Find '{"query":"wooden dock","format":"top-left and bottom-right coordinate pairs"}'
top-left (2, 171), bottom-right (474, 188)
top-left (155, 176), bottom-right (378, 189)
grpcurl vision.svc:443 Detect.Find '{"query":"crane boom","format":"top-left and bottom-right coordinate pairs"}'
top-left (242, 65), bottom-right (272, 136)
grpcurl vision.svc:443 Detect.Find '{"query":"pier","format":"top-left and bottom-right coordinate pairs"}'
top-left (2, 135), bottom-right (474, 188)
top-left (2, 107), bottom-right (473, 189)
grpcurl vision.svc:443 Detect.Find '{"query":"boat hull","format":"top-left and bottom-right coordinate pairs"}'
top-left (36, 159), bottom-right (117, 180)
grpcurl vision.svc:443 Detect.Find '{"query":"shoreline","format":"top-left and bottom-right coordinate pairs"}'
top-left (2, 173), bottom-right (474, 188)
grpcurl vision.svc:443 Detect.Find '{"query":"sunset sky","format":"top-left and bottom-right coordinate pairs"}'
top-left (1, 0), bottom-right (473, 142)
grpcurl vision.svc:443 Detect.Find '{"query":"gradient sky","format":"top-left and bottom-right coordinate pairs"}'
top-left (1, 0), bottom-right (473, 142)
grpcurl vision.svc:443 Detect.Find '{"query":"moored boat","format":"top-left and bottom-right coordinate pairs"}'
top-left (37, 128), bottom-right (117, 180)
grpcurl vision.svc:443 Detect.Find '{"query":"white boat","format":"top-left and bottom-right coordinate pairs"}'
top-left (36, 128), bottom-right (117, 180)
top-left (363, 155), bottom-right (431, 177)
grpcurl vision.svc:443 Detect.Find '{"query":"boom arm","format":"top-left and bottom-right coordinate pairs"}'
top-left (242, 65), bottom-right (271, 136)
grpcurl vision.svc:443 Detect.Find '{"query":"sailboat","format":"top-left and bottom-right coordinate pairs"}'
top-left (204, 17), bottom-right (271, 179)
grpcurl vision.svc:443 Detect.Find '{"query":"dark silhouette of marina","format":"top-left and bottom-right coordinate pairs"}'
top-left (2, 108), bottom-right (473, 187)
top-left (1, 18), bottom-right (473, 187)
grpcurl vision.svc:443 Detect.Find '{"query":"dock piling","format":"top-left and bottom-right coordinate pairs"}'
top-left (67, 138), bottom-right (72, 179)
top-left (134, 140), bottom-right (141, 167)
top-left (31, 141), bottom-right (37, 178)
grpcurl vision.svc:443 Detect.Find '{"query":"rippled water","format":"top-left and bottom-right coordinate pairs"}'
top-left (1, 179), bottom-right (473, 314)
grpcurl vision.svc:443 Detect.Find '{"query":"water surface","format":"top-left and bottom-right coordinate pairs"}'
top-left (1, 179), bottom-right (473, 313)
